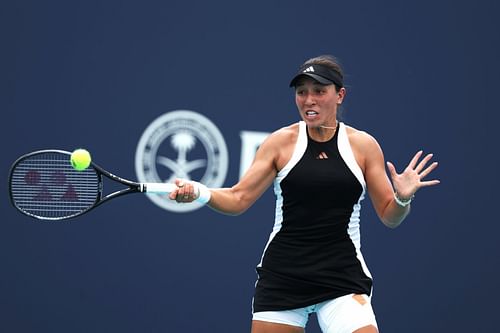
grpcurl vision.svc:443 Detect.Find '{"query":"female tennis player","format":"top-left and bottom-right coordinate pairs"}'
top-left (169, 55), bottom-right (440, 333)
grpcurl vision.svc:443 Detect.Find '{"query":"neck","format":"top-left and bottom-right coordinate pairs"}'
top-left (308, 120), bottom-right (338, 142)
top-left (320, 124), bottom-right (337, 130)
top-left (320, 119), bottom-right (338, 129)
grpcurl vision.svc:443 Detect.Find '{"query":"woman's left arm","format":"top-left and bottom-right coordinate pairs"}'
top-left (361, 134), bottom-right (440, 228)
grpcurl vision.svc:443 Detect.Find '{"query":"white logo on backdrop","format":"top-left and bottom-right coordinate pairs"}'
top-left (135, 110), bottom-right (229, 212)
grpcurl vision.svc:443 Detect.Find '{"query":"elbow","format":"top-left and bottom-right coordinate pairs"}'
top-left (379, 208), bottom-right (405, 229)
top-left (208, 203), bottom-right (246, 216)
top-left (378, 200), bottom-right (409, 229)
top-left (229, 198), bottom-right (251, 216)
top-left (230, 187), bottom-right (255, 215)
top-left (381, 219), bottom-right (402, 229)
top-left (229, 209), bottom-right (246, 216)
top-left (209, 188), bottom-right (251, 216)
top-left (380, 210), bottom-right (408, 228)
top-left (218, 206), bottom-right (247, 216)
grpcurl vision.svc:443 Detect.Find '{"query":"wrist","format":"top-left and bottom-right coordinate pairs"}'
top-left (193, 182), bottom-right (211, 205)
top-left (394, 192), bottom-right (414, 207)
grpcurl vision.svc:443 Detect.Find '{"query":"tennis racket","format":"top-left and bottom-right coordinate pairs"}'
top-left (8, 149), bottom-right (175, 221)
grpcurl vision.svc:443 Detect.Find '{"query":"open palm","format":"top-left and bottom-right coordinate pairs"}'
top-left (386, 151), bottom-right (440, 200)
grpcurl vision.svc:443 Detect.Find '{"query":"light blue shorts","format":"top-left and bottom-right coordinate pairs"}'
top-left (252, 294), bottom-right (378, 333)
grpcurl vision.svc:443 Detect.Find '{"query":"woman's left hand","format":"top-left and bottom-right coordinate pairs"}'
top-left (386, 151), bottom-right (440, 200)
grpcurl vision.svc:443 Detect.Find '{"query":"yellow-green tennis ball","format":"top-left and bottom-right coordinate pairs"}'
top-left (70, 149), bottom-right (92, 171)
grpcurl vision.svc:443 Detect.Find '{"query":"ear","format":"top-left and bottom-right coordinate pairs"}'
top-left (337, 87), bottom-right (346, 104)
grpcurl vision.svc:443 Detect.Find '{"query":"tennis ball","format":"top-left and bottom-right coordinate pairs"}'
top-left (70, 149), bottom-right (92, 171)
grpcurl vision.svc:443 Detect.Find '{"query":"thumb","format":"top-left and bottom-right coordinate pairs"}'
top-left (168, 179), bottom-right (184, 200)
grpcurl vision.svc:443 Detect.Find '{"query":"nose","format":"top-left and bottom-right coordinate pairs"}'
top-left (304, 93), bottom-right (316, 106)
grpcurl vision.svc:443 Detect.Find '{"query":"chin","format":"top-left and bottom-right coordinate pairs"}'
top-left (303, 118), bottom-right (323, 128)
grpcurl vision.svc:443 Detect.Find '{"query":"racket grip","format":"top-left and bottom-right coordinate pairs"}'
top-left (143, 183), bottom-right (176, 193)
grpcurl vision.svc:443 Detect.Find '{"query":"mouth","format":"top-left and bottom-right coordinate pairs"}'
top-left (304, 110), bottom-right (319, 119)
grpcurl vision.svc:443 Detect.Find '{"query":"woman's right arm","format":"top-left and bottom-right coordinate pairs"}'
top-left (170, 129), bottom-right (285, 215)
top-left (207, 143), bottom-right (278, 215)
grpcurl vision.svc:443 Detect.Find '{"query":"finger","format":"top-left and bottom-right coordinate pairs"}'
top-left (176, 193), bottom-right (187, 203)
top-left (175, 178), bottom-right (185, 188)
top-left (415, 153), bottom-right (434, 173)
top-left (386, 161), bottom-right (397, 178)
top-left (177, 183), bottom-right (195, 202)
top-left (419, 161), bottom-right (439, 179)
top-left (419, 179), bottom-right (441, 187)
top-left (182, 184), bottom-right (194, 200)
top-left (179, 188), bottom-right (189, 201)
top-left (169, 190), bottom-right (178, 200)
top-left (408, 150), bottom-right (423, 169)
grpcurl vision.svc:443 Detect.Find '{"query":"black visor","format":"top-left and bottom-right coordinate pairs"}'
top-left (289, 64), bottom-right (343, 88)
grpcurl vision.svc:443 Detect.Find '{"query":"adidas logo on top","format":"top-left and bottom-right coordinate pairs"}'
top-left (303, 66), bottom-right (314, 73)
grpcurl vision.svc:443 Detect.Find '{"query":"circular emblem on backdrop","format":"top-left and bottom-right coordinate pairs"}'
top-left (135, 110), bottom-right (228, 212)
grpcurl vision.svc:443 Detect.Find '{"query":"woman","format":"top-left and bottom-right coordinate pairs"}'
top-left (169, 55), bottom-right (440, 333)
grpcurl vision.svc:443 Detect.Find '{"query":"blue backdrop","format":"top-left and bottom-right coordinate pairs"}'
top-left (1, 0), bottom-right (498, 332)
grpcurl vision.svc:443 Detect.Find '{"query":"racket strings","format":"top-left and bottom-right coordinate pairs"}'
top-left (10, 152), bottom-right (100, 219)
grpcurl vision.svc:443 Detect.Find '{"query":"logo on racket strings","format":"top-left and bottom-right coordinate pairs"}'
top-left (135, 110), bottom-right (228, 212)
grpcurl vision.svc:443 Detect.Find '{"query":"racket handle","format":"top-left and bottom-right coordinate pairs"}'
top-left (142, 183), bottom-right (176, 193)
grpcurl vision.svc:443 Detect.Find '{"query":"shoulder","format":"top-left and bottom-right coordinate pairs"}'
top-left (255, 122), bottom-right (299, 170)
top-left (343, 124), bottom-right (385, 171)
top-left (344, 123), bottom-right (382, 154)
top-left (274, 122), bottom-right (300, 139)
top-left (261, 122), bottom-right (299, 148)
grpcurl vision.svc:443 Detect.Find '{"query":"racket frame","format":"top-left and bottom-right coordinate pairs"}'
top-left (9, 149), bottom-right (173, 221)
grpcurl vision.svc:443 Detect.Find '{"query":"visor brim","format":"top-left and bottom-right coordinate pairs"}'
top-left (289, 73), bottom-right (333, 87)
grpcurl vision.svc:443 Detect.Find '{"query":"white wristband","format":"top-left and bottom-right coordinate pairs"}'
top-left (394, 192), bottom-right (413, 207)
top-left (193, 182), bottom-right (211, 205)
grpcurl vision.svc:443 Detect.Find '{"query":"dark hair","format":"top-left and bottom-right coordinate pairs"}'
top-left (302, 55), bottom-right (344, 92)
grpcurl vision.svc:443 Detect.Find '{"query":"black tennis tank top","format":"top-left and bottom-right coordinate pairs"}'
top-left (253, 121), bottom-right (373, 312)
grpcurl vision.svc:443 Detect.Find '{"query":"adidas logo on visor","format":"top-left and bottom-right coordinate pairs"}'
top-left (303, 66), bottom-right (314, 73)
